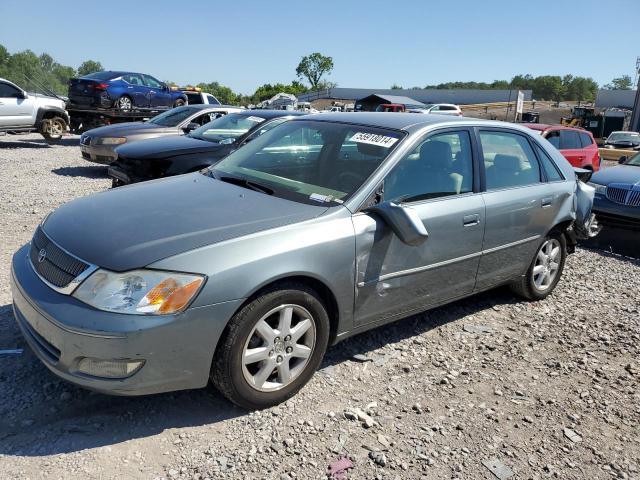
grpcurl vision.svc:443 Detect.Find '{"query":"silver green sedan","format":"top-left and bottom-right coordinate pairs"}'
top-left (11, 113), bottom-right (596, 409)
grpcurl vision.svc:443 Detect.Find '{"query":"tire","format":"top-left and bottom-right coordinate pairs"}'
top-left (40, 116), bottom-right (67, 141)
top-left (116, 95), bottom-right (133, 112)
top-left (510, 231), bottom-right (567, 300)
top-left (211, 282), bottom-right (330, 409)
top-left (173, 98), bottom-right (186, 108)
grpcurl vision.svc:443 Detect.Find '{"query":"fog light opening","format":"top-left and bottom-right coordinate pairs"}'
top-left (77, 357), bottom-right (145, 379)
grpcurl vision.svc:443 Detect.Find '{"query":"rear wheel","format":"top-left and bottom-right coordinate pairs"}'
top-left (40, 116), bottom-right (67, 141)
top-left (116, 95), bottom-right (133, 111)
top-left (211, 283), bottom-right (330, 409)
top-left (511, 232), bottom-right (566, 300)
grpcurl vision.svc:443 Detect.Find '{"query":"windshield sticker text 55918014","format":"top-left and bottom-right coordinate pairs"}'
top-left (350, 132), bottom-right (399, 148)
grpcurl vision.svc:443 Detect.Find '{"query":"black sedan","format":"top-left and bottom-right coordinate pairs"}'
top-left (603, 131), bottom-right (640, 151)
top-left (588, 152), bottom-right (640, 230)
top-left (108, 110), bottom-right (306, 187)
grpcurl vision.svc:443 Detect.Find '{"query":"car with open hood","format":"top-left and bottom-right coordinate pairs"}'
top-left (80, 105), bottom-right (243, 164)
top-left (11, 112), bottom-right (597, 409)
top-left (588, 152), bottom-right (640, 230)
top-left (108, 110), bottom-right (306, 186)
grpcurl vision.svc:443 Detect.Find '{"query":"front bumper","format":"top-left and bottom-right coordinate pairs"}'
top-left (11, 244), bottom-right (243, 396)
top-left (80, 142), bottom-right (119, 165)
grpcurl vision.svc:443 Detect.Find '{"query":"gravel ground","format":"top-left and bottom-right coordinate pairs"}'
top-left (0, 133), bottom-right (638, 480)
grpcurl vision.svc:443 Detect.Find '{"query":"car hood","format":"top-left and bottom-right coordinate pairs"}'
top-left (591, 165), bottom-right (640, 186)
top-left (115, 135), bottom-right (221, 160)
top-left (85, 122), bottom-right (177, 138)
top-left (42, 173), bottom-right (328, 271)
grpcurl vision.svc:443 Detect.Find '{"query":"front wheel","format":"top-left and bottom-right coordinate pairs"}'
top-left (211, 283), bottom-right (330, 409)
top-left (511, 232), bottom-right (566, 300)
top-left (40, 116), bottom-right (67, 141)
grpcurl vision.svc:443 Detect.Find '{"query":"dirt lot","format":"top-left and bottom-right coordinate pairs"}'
top-left (0, 134), bottom-right (638, 480)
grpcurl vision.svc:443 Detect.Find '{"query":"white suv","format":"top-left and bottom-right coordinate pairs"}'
top-left (411, 103), bottom-right (463, 116)
top-left (0, 78), bottom-right (69, 140)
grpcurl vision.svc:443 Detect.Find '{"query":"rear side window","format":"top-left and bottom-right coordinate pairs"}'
top-left (559, 130), bottom-right (581, 149)
top-left (534, 143), bottom-right (564, 182)
top-left (545, 130), bottom-right (560, 148)
top-left (579, 132), bottom-right (594, 148)
top-left (83, 71), bottom-right (117, 80)
top-left (439, 105), bottom-right (456, 111)
top-left (480, 131), bottom-right (541, 190)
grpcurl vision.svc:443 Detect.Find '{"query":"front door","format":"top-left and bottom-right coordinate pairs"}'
top-left (353, 129), bottom-right (485, 326)
top-left (476, 129), bottom-right (562, 289)
top-left (0, 81), bottom-right (33, 127)
top-left (145, 75), bottom-right (172, 108)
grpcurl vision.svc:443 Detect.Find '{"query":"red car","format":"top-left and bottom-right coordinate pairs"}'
top-left (523, 123), bottom-right (601, 171)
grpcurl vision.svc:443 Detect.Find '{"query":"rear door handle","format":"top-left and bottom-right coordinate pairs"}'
top-left (541, 197), bottom-right (553, 207)
top-left (463, 214), bottom-right (480, 226)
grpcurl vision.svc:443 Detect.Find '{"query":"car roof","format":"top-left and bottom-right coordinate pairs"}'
top-left (522, 123), bottom-right (588, 133)
top-left (239, 109), bottom-right (307, 119)
top-left (292, 112), bottom-right (472, 131)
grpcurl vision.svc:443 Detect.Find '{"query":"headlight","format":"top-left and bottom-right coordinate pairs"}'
top-left (587, 182), bottom-right (607, 195)
top-left (96, 137), bottom-right (127, 145)
top-left (73, 269), bottom-right (205, 315)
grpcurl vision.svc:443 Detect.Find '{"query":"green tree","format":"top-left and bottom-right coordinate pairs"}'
top-left (295, 52), bottom-right (334, 90)
top-left (390, 84), bottom-right (403, 90)
top-left (77, 60), bottom-right (104, 76)
top-left (604, 75), bottom-right (633, 90)
top-left (196, 81), bottom-right (241, 105)
top-left (250, 81), bottom-right (308, 104)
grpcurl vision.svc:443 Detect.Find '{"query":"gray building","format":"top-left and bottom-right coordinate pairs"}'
top-left (298, 87), bottom-right (532, 105)
top-left (355, 94), bottom-right (426, 111)
top-left (595, 89), bottom-right (637, 109)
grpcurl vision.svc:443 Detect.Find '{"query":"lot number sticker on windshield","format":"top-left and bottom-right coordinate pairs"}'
top-left (246, 116), bottom-right (265, 123)
top-left (350, 132), bottom-right (398, 148)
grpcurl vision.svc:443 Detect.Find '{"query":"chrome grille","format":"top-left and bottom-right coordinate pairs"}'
top-left (29, 226), bottom-right (89, 288)
top-left (605, 183), bottom-right (640, 206)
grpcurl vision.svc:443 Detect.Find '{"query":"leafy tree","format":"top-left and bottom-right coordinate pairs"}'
top-left (296, 52), bottom-right (334, 90)
top-left (250, 81), bottom-right (308, 104)
top-left (390, 84), bottom-right (403, 90)
top-left (196, 81), bottom-right (241, 105)
top-left (604, 75), bottom-right (633, 90)
top-left (77, 60), bottom-right (104, 76)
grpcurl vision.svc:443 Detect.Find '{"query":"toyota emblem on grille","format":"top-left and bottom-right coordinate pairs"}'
top-left (38, 249), bottom-right (47, 263)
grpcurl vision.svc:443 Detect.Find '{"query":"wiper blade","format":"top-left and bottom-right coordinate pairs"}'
top-left (218, 175), bottom-right (274, 195)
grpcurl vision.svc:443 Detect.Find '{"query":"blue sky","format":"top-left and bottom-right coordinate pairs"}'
top-left (1, 0), bottom-right (638, 94)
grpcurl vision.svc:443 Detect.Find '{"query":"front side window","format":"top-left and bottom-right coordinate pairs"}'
top-left (0, 82), bottom-right (21, 98)
top-left (143, 75), bottom-right (163, 89)
top-left (384, 131), bottom-right (473, 203)
top-left (480, 131), bottom-right (541, 190)
top-left (124, 74), bottom-right (145, 86)
top-left (211, 120), bottom-right (404, 204)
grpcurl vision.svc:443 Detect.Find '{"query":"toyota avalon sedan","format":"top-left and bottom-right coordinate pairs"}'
top-left (108, 110), bottom-right (305, 186)
top-left (11, 113), bottom-right (596, 409)
top-left (80, 105), bottom-right (243, 164)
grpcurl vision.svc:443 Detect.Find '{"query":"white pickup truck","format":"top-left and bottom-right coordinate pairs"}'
top-left (0, 78), bottom-right (69, 141)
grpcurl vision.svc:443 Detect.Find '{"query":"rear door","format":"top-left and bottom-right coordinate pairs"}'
top-left (476, 129), bottom-right (560, 290)
top-left (353, 128), bottom-right (485, 326)
top-left (558, 129), bottom-right (585, 168)
top-left (578, 131), bottom-right (600, 170)
top-left (0, 81), bottom-right (33, 126)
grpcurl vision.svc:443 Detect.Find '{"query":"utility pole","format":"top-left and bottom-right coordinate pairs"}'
top-left (631, 57), bottom-right (640, 132)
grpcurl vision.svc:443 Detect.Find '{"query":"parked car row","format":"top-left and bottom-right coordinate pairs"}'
top-left (12, 109), bottom-right (600, 409)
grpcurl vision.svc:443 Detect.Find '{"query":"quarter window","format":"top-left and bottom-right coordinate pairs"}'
top-left (384, 131), bottom-right (474, 203)
top-left (534, 143), bottom-right (564, 182)
top-left (480, 131), bottom-right (541, 190)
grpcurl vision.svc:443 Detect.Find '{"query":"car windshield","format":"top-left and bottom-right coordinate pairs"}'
top-left (189, 113), bottom-right (267, 143)
top-left (148, 106), bottom-right (200, 127)
top-left (210, 120), bottom-right (405, 205)
top-left (608, 132), bottom-right (640, 142)
top-left (82, 71), bottom-right (118, 80)
top-left (626, 152), bottom-right (640, 166)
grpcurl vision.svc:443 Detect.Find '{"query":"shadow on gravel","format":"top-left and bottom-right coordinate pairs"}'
top-left (0, 288), bottom-right (519, 457)
top-left (0, 137), bottom-right (79, 148)
top-left (580, 226), bottom-right (640, 260)
top-left (52, 166), bottom-right (108, 178)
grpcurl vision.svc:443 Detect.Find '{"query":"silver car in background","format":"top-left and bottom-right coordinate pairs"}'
top-left (11, 113), bottom-right (596, 409)
top-left (79, 105), bottom-right (243, 164)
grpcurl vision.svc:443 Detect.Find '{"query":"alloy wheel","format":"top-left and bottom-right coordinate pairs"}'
top-left (118, 97), bottom-right (132, 111)
top-left (242, 304), bottom-right (316, 392)
top-left (532, 238), bottom-right (561, 291)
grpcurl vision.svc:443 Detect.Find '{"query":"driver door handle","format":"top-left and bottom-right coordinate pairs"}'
top-left (463, 214), bottom-right (480, 227)
top-left (541, 197), bottom-right (553, 208)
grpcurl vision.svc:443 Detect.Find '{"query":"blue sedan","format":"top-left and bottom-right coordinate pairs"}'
top-left (589, 152), bottom-right (640, 230)
top-left (68, 71), bottom-right (187, 111)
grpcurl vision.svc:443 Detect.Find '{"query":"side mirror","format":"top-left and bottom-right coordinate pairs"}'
top-left (18, 91), bottom-right (28, 99)
top-left (366, 201), bottom-right (429, 246)
top-left (618, 155), bottom-right (628, 164)
top-left (183, 122), bottom-right (199, 133)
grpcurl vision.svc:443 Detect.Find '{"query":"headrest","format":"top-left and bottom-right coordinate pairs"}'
top-left (420, 141), bottom-right (452, 170)
top-left (493, 154), bottom-right (522, 171)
